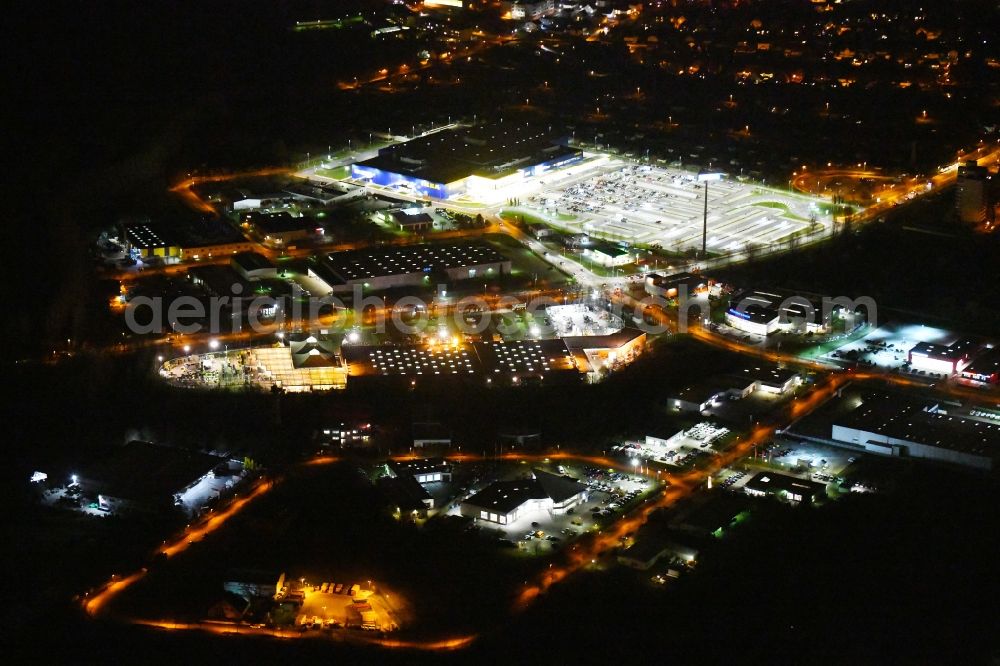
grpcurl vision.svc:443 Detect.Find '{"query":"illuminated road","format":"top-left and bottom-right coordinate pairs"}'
top-left (78, 357), bottom-right (998, 652)
top-left (78, 371), bottom-right (848, 651)
top-left (169, 168), bottom-right (292, 217)
top-left (83, 475), bottom-right (281, 617)
top-left (792, 143), bottom-right (1000, 227)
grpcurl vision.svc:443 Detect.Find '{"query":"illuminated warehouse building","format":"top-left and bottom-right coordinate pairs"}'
top-left (350, 123), bottom-right (582, 199)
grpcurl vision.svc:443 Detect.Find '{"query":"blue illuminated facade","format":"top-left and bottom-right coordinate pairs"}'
top-left (350, 163), bottom-right (457, 199)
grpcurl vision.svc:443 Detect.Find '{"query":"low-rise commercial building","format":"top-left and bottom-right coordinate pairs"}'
top-left (562, 327), bottom-right (647, 376)
top-left (224, 570), bottom-right (286, 602)
top-left (725, 288), bottom-right (856, 336)
top-left (907, 338), bottom-right (979, 375)
top-left (743, 471), bottom-right (826, 504)
top-left (669, 364), bottom-right (800, 412)
top-left (253, 335), bottom-right (347, 391)
top-left (384, 208), bottom-right (434, 232)
top-left (231, 251), bottom-right (277, 280)
top-left (461, 469), bottom-right (588, 526)
top-left (959, 346), bottom-right (1000, 384)
top-left (583, 240), bottom-right (633, 267)
top-left (387, 458), bottom-right (453, 485)
top-left (645, 271), bottom-right (714, 299)
top-left (123, 220), bottom-right (255, 261)
top-left (246, 211), bottom-right (323, 247)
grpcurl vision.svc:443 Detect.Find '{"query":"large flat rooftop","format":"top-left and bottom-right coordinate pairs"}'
top-left (343, 339), bottom-right (578, 378)
top-left (321, 243), bottom-right (508, 282)
top-left (835, 391), bottom-right (1000, 458)
top-left (124, 218), bottom-right (245, 250)
top-left (356, 123), bottom-right (580, 185)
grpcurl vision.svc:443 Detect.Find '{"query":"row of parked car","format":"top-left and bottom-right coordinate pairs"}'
top-left (720, 470), bottom-right (746, 489)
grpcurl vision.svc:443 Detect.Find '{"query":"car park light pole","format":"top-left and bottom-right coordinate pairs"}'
top-left (697, 171), bottom-right (724, 258)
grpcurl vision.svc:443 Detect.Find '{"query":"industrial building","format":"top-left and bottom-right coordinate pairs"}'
top-left (669, 364), bottom-right (801, 412)
top-left (959, 346), bottom-right (1000, 384)
top-left (342, 328), bottom-right (644, 383)
top-left (123, 220), bottom-right (255, 261)
top-left (582, 239), bottom-right (633, 267)
top-left (743, 471), bottom-right (827, 504)
top-left (350, 124), bottom-right (582, 200)
top-left (645, 272), bottom-right (716, 299)
top-left (462, 469), bottom-right (588, 526)
top-left (308, 242), bottom-right (511, 293)
top-left (907, 338), bottom-right (979, 375)
top-left (725, 288), bottom-right (856, 336)
top-left (245, 211), bottom-right (323, 247)
top-left (79, 441), bottom-right (243, 514)
top-left (831, 392), bottom-right (998, 471)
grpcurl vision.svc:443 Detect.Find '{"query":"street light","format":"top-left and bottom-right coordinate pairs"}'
top-left (209, 339), bottom-right (220, 350)
top-left (697, 171), bottom-right (724, 258)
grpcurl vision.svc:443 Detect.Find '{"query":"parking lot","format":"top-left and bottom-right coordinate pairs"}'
top-left (759, 440), bottom-right (855, 478)
top-left (518, 161), bottom-right (827, 254)
top-left (713, 440), bottom-right (854, 493)
top-left (823, 323), bottom-right (957, 376)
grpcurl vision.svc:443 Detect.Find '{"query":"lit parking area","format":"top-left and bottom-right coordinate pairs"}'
top-left (759, 440), bottom-right (855, 478)
top-left (516, 161), bottom-right (827, 254)
top-left (823, 323), bottom-right (957, 374)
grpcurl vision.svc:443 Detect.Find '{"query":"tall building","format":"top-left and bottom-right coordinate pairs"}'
top-left (955, 160), bottom-right (988, 224)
